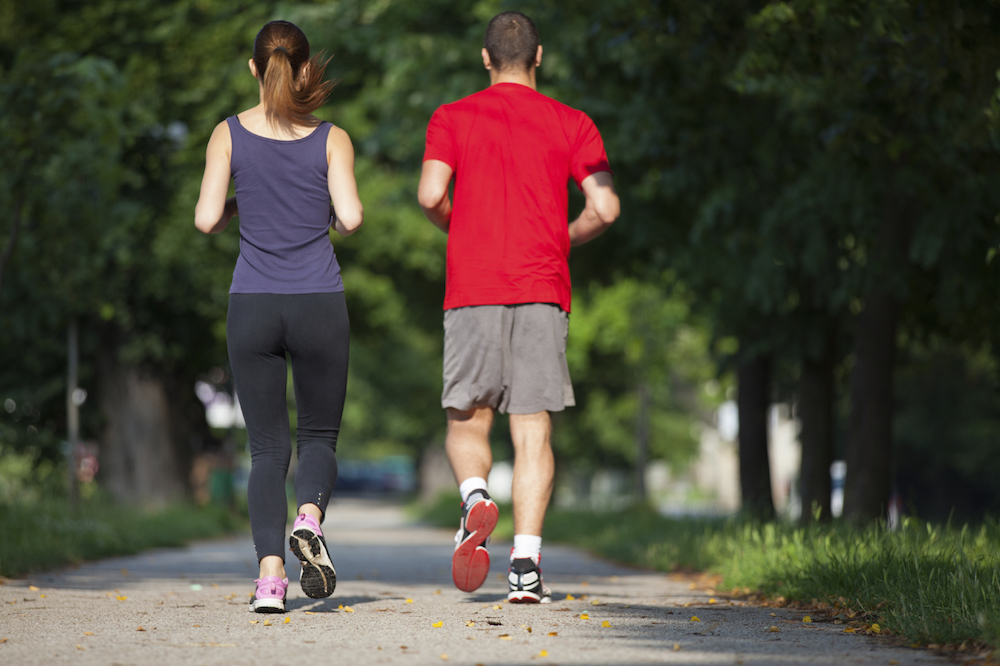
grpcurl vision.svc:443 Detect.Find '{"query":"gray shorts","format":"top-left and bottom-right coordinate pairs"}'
top-left (442, 303), bottom-right (575, 414)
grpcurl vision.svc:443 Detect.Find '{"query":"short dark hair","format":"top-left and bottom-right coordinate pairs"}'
top-left (484, 11), bottom-right (539, 73)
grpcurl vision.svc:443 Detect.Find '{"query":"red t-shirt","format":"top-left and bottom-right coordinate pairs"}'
top-left (423, 83), bottom-right (611, 312)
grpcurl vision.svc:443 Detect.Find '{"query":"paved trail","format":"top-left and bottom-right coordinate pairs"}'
top-left (2, 499), bottom-right (947, 665)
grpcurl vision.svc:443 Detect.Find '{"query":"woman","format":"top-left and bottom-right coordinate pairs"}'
top-left (195, 20), bottom-right (362, 613)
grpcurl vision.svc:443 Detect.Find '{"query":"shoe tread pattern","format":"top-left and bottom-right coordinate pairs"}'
top-left (290, 528), bottom-right (337, 599)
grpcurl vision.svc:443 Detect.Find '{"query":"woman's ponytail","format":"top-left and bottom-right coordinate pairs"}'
top-left (253, 21), bottom-right (336, 126)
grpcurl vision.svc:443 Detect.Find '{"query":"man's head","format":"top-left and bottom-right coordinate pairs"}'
top-left (483, 11), bottom-right (539, 73)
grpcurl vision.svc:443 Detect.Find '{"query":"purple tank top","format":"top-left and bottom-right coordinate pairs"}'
top-left (227, 116), bottom-right (344, 294)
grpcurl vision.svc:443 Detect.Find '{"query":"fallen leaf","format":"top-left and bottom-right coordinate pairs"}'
top-left (493, 604), bottom-right (503, 610)
top-left (435, 589), bottom-right (441, 595)
top-left (338, 604), bottom-right (344, 609)
top-left (539, 650), bottom-right (548, 657)
top-left (432, 621), bottom-right (443, 628)
top-left (263, 620), bottom-right (271, 626)
top-left (769, 626), bottom-right (779, 632)
top-left (116, 596), bottom-right (127, 601)
top-left (440, 654), bottom-right (449, 661)
top-left (284, 617), bottom-right (291, 624)
top-left (136, 626), bottom-right (145, 632)
top-left (400, 646), bottom-right (408, 650)
top-left (212, 583), bottom-right (219, 588)
top-left (406, 599), bottom-right (413, 603)
top-left (565, 594), bottom-right (575, 600)
top-left (28, 586), bottom-right (39, 592)
top-left (39, 595), bottom-right (46, 599)
top-left (691, 616), bottom-right (701, 622)
top-left (83, 632), bottom-right (93, 636)
top-left (548, 631), bottom-right (558, 636)
top-left (601, 620), bottom-right (611, 628)
top-left (192, 624), bottom-right (200, 628)
top-left (580, 613), bottom-right (590, 620)
top-left (344, 606), bottom-right (355, 613)
top-left (249, 620), bottom-right (259, 624)
top-left (844, 627), bottom-right (855, 633)
top-left (709, 598), bottom-right (716, 604)
top-left (304, 611), bottom-right (317, 615)
top-left (803, 616), bottom-right (812, 623)
top-left (466, 621), bottom-right (475, 627)
top-left (76, 644), bottom-right (85, 650)
top-left (580, 581), bottom-right (589, 587)
top-left (590, 599), bottom-right (601, 606)
top-left (871, 624), bottom-right (881, 634)
top-left (0, 638), bottom-right (7, 644)
top-left (499, 634), bottom-right (512, 640)
top-left (769, 612), bottom-right (776, 617)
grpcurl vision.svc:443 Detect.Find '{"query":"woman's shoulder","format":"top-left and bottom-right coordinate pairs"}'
top-left (325, 123), bottom-right (354, 151)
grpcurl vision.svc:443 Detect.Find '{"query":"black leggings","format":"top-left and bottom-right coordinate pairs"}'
top-left (227, 292), bottom-right (349, 562)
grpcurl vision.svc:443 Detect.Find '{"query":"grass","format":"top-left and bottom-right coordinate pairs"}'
top-left (0, 494), bottom-right (241, 578)
top-left (418, 492), bottom-right (1000, 649)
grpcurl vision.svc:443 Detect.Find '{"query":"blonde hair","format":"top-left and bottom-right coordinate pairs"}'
top-left (252, 21), bottom-right (335, 126)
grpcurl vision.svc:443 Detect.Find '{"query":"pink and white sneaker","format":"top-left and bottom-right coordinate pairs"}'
top-left (289, 513), bottom-right (337, 599)
top-left (250, 576), bottom-right (288, 613)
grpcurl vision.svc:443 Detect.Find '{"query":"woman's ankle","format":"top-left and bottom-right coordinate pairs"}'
top-left (259, 555), bottom-right (286, 579)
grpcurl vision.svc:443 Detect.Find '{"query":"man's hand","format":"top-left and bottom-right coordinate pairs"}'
top-left (418, 159), bottom-right (455, 232)
top-left (568, 171), bottom-right (620, 246)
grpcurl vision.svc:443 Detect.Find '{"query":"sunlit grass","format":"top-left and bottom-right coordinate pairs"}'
top-left (418, 494), bottom-right (1000, 648)
top-left (0, 495), bottom-right (240, 578)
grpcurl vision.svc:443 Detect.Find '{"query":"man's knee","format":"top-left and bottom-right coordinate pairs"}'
top-left (447, 406), bottom-right (493, 430)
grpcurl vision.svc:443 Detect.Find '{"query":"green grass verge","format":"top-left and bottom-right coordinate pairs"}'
top-left (417, 493), bottom-right (1000, 648)
top-left (0, 495), bottom-right (241, 578)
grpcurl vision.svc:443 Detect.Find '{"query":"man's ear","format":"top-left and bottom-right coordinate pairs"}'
top-left (535, 45), bottom-right (543, 68)
top-left (482, 47), bottom-right (492, 70)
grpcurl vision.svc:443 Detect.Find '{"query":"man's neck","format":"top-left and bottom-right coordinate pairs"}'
top-left (488, 67), bottom-right (536, 91)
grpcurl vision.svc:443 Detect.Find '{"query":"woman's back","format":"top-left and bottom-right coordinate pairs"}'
top-left (227, 115), bottom-right (343, 294)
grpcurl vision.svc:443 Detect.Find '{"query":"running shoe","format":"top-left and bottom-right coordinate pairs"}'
top-left (507, 556), bottom-right (552, 604)
top-left (452, 489), bottom-right (499, 592)
top-left (289, 513), bottom-right (337, 599)
top-left (250, 576), bottom-right (288, 613)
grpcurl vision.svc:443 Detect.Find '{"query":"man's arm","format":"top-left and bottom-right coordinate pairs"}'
top-left (417, 159), bottom-right (455, 233)
top-left (568, 171), bottom-right (620, 246)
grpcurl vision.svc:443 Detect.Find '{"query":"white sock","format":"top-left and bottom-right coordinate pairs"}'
top-left (511, 534), bottom-right (542, 563)
top-left (459, 477), bottom-right (488, 503)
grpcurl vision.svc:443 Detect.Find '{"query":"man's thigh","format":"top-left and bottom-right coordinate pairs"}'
top-left (442, 305), bottom-right (507, 411)
top-left (507, 304), bottom-right (575, 415)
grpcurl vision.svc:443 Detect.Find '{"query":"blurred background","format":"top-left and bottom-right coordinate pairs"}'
top-left (3, 0), bottom-right (1000, 526)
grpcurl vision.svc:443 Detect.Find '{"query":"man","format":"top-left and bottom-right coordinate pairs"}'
top-left (418, 11), bottom-right (620, 603)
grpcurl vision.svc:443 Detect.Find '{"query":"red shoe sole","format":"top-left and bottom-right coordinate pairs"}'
top-left (452, 500), bottom-right (499, 593)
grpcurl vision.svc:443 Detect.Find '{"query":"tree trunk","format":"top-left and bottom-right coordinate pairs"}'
top-left (738, 352), bottom-right (774, 520)
top-left (634, 380), bottom-right (650, 501)
top-left (844, 194), bottom-right (913, 523)
top-left (97, 337), bottom-right (200, 506)
top-left (798, 332), bottom-right (835, 523)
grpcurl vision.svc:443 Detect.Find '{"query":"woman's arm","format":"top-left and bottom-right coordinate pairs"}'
top-left (327, 126), bottom-right (363, 236)
top-left (194, 122), bottom-right (237, 234)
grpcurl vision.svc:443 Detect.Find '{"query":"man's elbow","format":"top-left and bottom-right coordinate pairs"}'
top-left (417, 183), bottom-right (446, 212)
top-left (596, 194), bottom-right (621, 226)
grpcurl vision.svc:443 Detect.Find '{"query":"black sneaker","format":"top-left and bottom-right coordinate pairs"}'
top-left (452, 489), bottom-right (499, 593)
top-left (507, 556), bottom-right (552, 604)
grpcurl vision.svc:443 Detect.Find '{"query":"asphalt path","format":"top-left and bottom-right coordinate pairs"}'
top-left (1, 499), bottom-right (949, 665)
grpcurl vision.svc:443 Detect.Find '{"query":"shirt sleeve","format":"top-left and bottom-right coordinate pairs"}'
top-left (423, 106), bottom-right (455, 168)
top-left (569, 112), bottom-right (611, 189)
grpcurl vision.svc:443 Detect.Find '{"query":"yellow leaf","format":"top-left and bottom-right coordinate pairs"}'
top-left (39, 594), bottom-right (46, 599)
top-left (116, 596), bottom-right (127, 601)
top-left (769, 612), bottom-right (776, 617)
top-left (590, 599), bottom-right (601, 606)
top-left (76, 644), bottom-right (85, 650)
top-left (466, 621), bottom-right (475, 627)
top-left (499, 634), bottom-right (512, 640)
top-left (709, 598), bottom-right (716, 604)
top-left (580, 613), bottom-right (589, 619)
top-left (691, 616), bottom-right (701, 622)
top-left (338, 604), bottom-right (344, 609)
top-left (844, 627), bottom-right (855, 633)
top-left (803, 616), bottom-right (812, 623)
top-left (304, 611), bottom-right (317, 615)
top-left (284, 617), bottom-right (291, 624)
top-left (28, 586), bottom-right (39, 591)
top-left (435, 589), bottom-right (441, 595)
top-left (83, 632), bottom-right (94, 636)
top-left (192, 624), bottom-right (200, 628)
top-left (263, 620), bottom-right (271, 626)
top-left (601, 620), bottom-right (611, 628)
top-left (547, 631), bottom-right (558, 636)
top-left (539, 650), bottom-right (548, 657)
top-left (250, 620), bottom-right (259, 624)
top-left (344, 606), bottom-right (355, 613)
top-left (0, 639), bottom-right (7, 644)
top-left (565, 594), bottom-right (575, 600)
top-left (136, 626), bottom-right (145, 632)
top-left (432, 621), bottom-right (443, 628)
top-left (769, 626), bottom-right (779, 632)
top-left (871, 624), bottom-right (881, 634)
top-left (440, 654), bottom-right (449, 661)
top-left (672, 643), bottom-right (680, 651)
top-left (493, 604), bottom-right (502, 610)
top-left (406, 599), bottom-right (413, 603)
